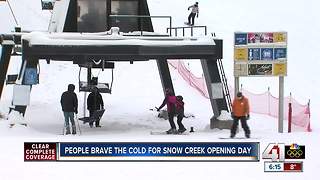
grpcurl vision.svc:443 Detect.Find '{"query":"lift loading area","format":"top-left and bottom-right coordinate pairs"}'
top-left (0, 0), bottom-right (231, 129)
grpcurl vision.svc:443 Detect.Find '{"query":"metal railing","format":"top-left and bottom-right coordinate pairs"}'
top-left (108, 15), bottom-right (172, 36)
top-left (166, 26), bottom-right (207, 37)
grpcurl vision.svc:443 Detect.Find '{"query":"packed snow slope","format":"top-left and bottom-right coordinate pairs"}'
top-left (0, 0), bottom-right (319, 180)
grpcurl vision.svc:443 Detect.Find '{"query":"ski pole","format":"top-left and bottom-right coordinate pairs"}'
top-left (62, 122), bottom-right (65, 135)
top-left (76, 114), bottom-right (82, 135)
top-left (149, 107), bottom-right (159, 111)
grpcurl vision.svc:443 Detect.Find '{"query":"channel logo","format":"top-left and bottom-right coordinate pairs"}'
top-left (285, 144), bottom-right (305, 159)
top-left (262, 143), bottom-right (305, 161)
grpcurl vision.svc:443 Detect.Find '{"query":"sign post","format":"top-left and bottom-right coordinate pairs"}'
top-left (279, 76), bottom-right (284, 133)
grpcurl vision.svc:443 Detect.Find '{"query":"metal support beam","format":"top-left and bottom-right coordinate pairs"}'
top-left (87, 67), bottom-right (92, 85)
top-left (278, 76), bottom-right (284, 133)
top-left (13, 55), bottom-right (38, 116)
top-left (201, 58), bottom-right (229, 128)
top-left (156, 59), bottom-right (174, 95)
top-left (0, 44), bottom-right (14, 100)
top-left (201, 59), bottom-right (220, 117)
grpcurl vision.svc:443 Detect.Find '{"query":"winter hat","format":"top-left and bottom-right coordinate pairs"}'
top-left (176, 95), bottom-right (183, 101)
top-left (236, 92), bottom-right (243, 97)
top-left (165, 88), bottom-right (173, 95)
top-left (68, 84), bottom-right (75, 92)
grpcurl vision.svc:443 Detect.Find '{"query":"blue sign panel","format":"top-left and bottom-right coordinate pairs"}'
top-left (248, 48), bottom-right (260, 60)
top-left (274, 48), bottom-right (287, 59)
top-left (261, 48), bottom-right (274, 60)
top-left (235, 33), bottom-right (247, 45)
top-left (24, 68), bottom-right (38, 85)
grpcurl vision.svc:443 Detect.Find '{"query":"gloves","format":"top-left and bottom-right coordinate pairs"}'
top-left (75, 110), bottom-right (78, 114)
top-left (188, 8), bottom-right (190, 10)
top-left (231, 112), bottom-right (235, 119)
top-left (156, 107), bottom-right (160, 112)
top-left (246, 114), bottom-right (250, 120)
top-left (197, 14), bottom-right (199, 18)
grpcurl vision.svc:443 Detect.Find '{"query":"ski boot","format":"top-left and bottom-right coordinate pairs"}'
top-left (166, 128), bottom-right (178, 134)
top-left (230, 133), bottom-right (235, 138)
top-left (245, 133), bottom-right (250, 138)
top-left (72, 126), bottom-right (76, 135)
top-left (178, 127), bottom-right (187, 134)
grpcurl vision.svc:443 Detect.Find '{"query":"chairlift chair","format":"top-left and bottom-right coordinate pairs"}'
top-left (78, 61), bottom-right (114, 94)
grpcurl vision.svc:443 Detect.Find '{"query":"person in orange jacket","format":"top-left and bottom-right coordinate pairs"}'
top-left (230, 92), bottom-right (251, 138)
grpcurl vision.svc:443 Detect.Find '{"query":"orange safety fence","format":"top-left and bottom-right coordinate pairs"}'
top-left (168, 60), bottom-right (311, 132)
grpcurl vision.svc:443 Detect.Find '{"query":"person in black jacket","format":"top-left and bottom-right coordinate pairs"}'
top-left (60, 84), bottom-right (78, 134)
top-left (87, 87), bottom-right (104, 128)
top-left (176, 95), bottom-right (186, 133)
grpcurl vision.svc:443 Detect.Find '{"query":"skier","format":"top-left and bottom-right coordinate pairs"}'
top-left (230, 92), bottom-right (251, 138)
top-left (87, 87), bottom-right (104, 128)
top-left (156, 88), bottom-right (177, 134)
top-left (60, 84), bottom-right (78, 135)
top-left (176, 95), bottom-right (186, 133)
top-left (187, 2), bottom-right (199, 26)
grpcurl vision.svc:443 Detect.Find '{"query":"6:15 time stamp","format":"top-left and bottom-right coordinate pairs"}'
top-left (264, 161), bottom-right (303, 172)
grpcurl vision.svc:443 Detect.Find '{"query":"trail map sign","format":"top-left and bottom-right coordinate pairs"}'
top-left (233, 32), bottom-right (288, 133)
top-left (234, 32), bottom-right (287, 77)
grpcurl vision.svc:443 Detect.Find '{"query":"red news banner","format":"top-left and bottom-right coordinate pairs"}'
top-left (24, 143), bottom-right (57, 161)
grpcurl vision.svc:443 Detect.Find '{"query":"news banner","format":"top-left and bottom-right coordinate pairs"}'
top-left (24, 142), bottom-right (305, 172)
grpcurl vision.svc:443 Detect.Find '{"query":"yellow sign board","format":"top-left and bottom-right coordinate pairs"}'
top-left (273, 32), bottom-right (287, 43)
top-left (234, 32), bottom-right (287, 76)
top-left (234, 48), bottom-right (248, 61)
top-left (273, 63), bottom-right (287, 76)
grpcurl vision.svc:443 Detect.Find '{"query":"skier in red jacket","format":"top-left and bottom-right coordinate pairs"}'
top-left (157, 88), bottom-right (177, 134)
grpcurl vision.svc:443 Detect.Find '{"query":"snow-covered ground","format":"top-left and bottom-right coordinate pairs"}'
top-left (0, 0), bottom-right (319, 180)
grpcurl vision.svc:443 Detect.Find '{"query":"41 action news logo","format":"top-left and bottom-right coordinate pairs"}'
top-left (262, 143), bottom-right (305, 161)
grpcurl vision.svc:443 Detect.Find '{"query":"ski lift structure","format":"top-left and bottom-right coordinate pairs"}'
top-left (0, 0), bottom-right (232, 130)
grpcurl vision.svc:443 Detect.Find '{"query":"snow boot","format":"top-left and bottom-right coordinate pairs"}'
top-left (166, 128), bottom-right (178, 134)
top-left (178, 127), bottom-right (187, 133)
top-left (230, 133), bottom-right (235, 138)
top-left (71, 125), bottom-right (76, 134)
top-left (66, 128), bottom-right (71, 135)
top-left (245, 134), bottom-right (250, 138)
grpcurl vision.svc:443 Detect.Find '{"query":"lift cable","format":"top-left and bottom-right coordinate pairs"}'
top-left (6, 0), bottom-right (19, 26)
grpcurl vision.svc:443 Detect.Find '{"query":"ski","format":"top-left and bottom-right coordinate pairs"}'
top-left (150, 131), bottom-right (189, 135)
top-left (219, 137), bottom-right (260, 139)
